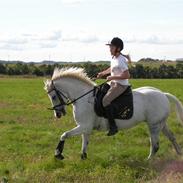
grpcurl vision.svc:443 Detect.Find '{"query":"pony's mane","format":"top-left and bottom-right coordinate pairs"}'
top-left (52, 67), bottom-right (95, 86)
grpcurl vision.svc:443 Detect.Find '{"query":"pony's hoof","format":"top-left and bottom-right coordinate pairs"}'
top-left (55, 154), bottom-right (64, 160)
top-left (81, 152), bottom-right (87, 160)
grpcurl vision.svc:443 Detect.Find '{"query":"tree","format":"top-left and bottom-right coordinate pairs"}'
top-left (0, 63), bottom-right (7, 74)
top-left (135, 64), bottom-right (145, 78)
top-left (176, 62), bottom-right (183, 78)
top-left (0, 61), bottom-right (182, 79)
top-left (33, 67), bottom-right (44, 76)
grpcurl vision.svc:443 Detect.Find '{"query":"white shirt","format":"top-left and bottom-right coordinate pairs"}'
top-left (110, 54), bottom-right (129, 86)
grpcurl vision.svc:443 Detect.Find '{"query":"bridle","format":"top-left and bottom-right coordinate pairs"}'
top-left (47, 81), bottom-right (98, 111)
top-left (47, 81), bottom-right (69, 111)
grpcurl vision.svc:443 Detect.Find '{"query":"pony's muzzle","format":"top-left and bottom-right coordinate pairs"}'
top-left (56, 112), bottom-right (62, 118)
top-left (55, 108), bottom-right (66, 118)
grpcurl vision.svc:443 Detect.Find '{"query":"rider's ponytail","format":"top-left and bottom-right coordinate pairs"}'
top-left (122, 53), bottom-right (132, 64)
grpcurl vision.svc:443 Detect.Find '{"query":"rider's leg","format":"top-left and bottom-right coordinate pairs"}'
top-left (103, 82), bottom-right (128, 107)
top-left (102, 82), bottom-right (128, 136)
top-left (105, 105), bottom-right (118, 136)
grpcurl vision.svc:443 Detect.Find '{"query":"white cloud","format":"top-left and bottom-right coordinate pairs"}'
top-left (62, 32), bottom-right (183, 45)
top-left (63, 33), bottom-right (99, 43)
top-left (124, 35), bottom-right (183, 45)
top-left (30, 31), bottom-right (62, 41)
top-left (39, 41), bottom-right (58, 48)
top-left (0, 34), bottom-right (28, 50)
top-left (28, 31), bottom-right (62, 48)
top-left (0, 44), bottom-right (24, 51)
top-left (61, 0), bottom-right (85, 4)
top-left (0, 30), bottom-right (62, 51)
top-left (1, 38), bottom-right (28, 45)
top-left (0, 30), bottom-right (183, 59)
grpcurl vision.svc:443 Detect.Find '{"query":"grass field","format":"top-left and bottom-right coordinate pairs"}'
top-left (0, 78), bottom-right (183, 183)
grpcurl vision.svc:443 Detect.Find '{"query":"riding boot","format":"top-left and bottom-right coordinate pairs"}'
top-left (104, 105), bottom-right (118, 136)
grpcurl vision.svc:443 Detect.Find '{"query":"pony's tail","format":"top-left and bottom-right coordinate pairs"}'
top-left (122, 53), bottom-right (132, 65)
top-left (165, 92), bottom-right (183, 125)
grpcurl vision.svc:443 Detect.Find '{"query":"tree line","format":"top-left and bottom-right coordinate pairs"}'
top-left (0, 61), bottom-right (183, 78)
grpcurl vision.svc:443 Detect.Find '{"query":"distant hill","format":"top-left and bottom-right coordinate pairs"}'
top-left (0, 60), bottom-right (24, 64)
top-left (0, 58), bottom-right (181, 68)
top-left (0, 60), bottom-right (110, 65)
top-left (176, 58), bottom-right (183, 62)
top-left (137, 58), bottom-right (177, 68)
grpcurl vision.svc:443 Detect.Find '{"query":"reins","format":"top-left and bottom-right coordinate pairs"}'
top-left (47, 79), bottom-right (108, 110)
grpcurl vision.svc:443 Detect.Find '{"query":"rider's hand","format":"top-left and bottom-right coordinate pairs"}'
top-left (107, 76), bottom-right (113, 81)
top-left (97, 72), bottom-right (104, 78)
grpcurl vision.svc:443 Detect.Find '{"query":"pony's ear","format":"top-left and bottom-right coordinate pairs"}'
top-left (43, 79), bottom-right (47, 86)
top-left (43, 79), bottom-right (51, 91)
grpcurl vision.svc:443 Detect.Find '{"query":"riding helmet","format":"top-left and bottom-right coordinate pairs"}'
top-left (106, 37), bottom-right (124, 51)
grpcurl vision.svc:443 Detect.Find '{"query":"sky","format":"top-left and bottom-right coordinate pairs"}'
top-left (0, 0), bottom-right (182, 62)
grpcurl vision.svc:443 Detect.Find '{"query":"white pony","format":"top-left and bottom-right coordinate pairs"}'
top-left (44, 67), bottom-right (183, 160)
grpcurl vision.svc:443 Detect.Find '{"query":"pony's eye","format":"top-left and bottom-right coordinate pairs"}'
top-left (52, 95), bottom-right (56, 100)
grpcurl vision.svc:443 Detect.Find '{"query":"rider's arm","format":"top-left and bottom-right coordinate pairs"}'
top-left (97, 67), bottom-right (111, 78)
top-left (107, 70), bottom-right (130, 80)
top-left (102, 67), bottom-right (111, 75)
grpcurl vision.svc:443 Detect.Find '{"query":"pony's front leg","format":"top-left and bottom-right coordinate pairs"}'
top-left (55, 125), bottom-right (85, 160)
top-left (81, 133), bottom-right (90, 160)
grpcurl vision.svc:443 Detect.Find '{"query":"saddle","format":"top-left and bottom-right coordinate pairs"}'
top-left (94, 83), bottom-right (134, 120)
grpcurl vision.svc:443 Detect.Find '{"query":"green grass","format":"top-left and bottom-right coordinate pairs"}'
top-left (0, 78), bottom-right (183, 183)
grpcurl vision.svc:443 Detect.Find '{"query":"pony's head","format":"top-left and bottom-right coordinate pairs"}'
top-left (44, 67), bottom-right (95, 119)
top-left (44, 79), bottom-right (66, 119)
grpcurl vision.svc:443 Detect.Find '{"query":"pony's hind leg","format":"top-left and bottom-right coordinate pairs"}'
top-left (148, 122), bottom-right (162, 160)
top-left (162, 123), bottom-right (182, 155)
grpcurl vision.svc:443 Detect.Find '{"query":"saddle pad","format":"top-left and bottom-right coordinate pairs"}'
top-left (94, 83), bottom-right (134, 120)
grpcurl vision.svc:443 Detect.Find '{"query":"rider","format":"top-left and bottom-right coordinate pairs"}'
top-left (97, 37), bottom-right (131, 136)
